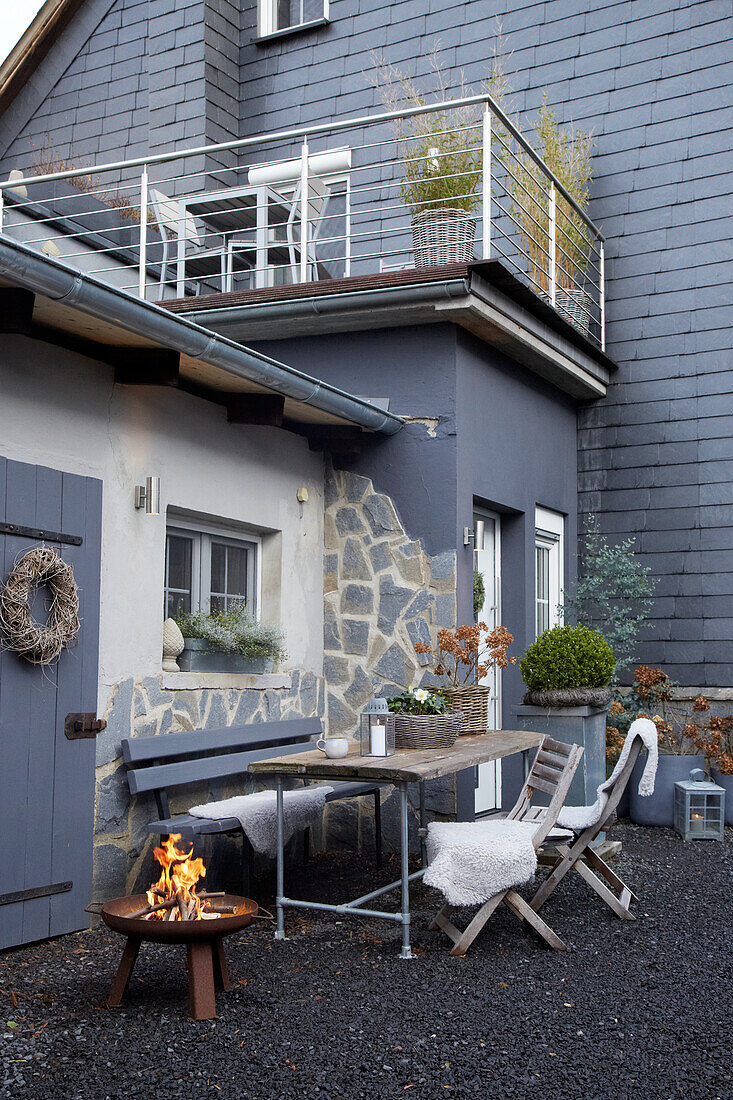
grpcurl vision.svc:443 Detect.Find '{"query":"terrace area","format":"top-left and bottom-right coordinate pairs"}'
top-left (1, 823), bottom-right (730, 1099)
top-left (0, 95), bottom-right (606, 352)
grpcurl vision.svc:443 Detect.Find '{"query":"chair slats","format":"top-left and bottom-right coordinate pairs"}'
top-left (527, 774), bottom-right (559, 796)
top-left (541, 736), bottom-right (573, 757)
top-left (536, 749), bottom-right (568, 770)
top-left (532, 762), bottom-right (563, 786)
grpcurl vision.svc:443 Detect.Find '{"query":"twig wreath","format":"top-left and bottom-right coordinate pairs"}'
top-left (0, 546), bottom-right (80, 665)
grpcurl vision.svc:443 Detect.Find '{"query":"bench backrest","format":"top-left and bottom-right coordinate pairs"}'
top-left (122, 717), bottom-right (322, 815)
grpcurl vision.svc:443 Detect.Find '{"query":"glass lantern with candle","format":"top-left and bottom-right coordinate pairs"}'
top-left (360, 697), bottom-right (396, 757)
top-left (673, 768), bottom-right (725, 841)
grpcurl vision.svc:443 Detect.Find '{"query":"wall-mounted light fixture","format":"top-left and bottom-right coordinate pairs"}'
top-left (463, 518), bottom-right (485, 550)
top-left (134, 476), bottom-right (161, 515)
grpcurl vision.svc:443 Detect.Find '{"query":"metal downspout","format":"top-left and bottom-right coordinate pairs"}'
top-left (0, 235), bottom-right (405, 435)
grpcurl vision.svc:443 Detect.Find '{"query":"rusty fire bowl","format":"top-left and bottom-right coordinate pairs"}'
top-left (101, 893), bottom-right (259, 943)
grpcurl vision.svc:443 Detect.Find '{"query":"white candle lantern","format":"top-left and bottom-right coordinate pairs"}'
top-left (360, 697), bottom-right (395, 757)
top-left (673, 768), bottom-right (725, 841)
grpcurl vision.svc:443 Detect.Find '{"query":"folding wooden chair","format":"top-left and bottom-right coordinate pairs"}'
top-left (529, 735), bottom-right (644, 921)
top-left (429, 736), bottom-right (583, 956)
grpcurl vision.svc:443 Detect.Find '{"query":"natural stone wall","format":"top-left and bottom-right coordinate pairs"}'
top-left (321, 465), bottom-right (459, 854)
top-left (93, 670), bottom-right (324, 902)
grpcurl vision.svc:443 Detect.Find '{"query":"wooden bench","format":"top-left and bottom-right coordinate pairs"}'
top-left (121, 717), bottom-right (382, 893)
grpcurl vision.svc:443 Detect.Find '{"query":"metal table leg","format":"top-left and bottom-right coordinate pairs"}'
top-left (399, 782), bottom-right (414, 959)
top-left (275, 776), bottom-right (286, 941)
top-left (419, 781), bottom-right (427, 869)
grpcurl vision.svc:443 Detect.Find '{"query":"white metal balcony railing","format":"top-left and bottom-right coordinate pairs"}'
top-left (0, 95), bottom-right (605, 348)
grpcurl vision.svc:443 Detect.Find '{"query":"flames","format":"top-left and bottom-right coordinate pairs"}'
top-left (146, 833), bottom-right (207, 920)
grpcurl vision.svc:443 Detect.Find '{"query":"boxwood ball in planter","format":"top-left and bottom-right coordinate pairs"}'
top-left (515, 625), bottom-right (615, 807)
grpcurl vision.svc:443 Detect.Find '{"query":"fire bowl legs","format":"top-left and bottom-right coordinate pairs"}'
top-left (106, 935), bottom-right (233, 1021)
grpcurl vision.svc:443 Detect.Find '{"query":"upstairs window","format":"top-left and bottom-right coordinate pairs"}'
top-left (164, 523), bottom-right (258, 620)
top-left (258, 0), bottom-right (329, 38)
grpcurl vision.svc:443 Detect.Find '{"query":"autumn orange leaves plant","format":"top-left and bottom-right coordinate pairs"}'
top-left (414, 623), bottom-right (516, 686)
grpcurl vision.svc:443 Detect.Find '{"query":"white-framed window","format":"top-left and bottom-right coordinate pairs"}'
top-left (164, 521), bottom-right (259, 620)
top-left (258, 0), bottom-right (329, 38)
top-left (535, 506), bottom-right (564, 638)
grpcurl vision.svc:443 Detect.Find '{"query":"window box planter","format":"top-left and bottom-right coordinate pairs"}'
top-left (629, 753), bottom-right (705, 827)
top-left (178, 637), bottom-right (273, 674)
top-left (711, 769), bottom-right (733, 826)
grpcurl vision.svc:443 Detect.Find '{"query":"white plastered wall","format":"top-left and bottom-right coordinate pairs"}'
top-left (0, 335), bottom-right (325, 710)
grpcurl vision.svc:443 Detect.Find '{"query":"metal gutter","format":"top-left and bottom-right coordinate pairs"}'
top-left (0, 235), bottom-right (404, 435)
top-left (178, 278), bottom-right (471, 328)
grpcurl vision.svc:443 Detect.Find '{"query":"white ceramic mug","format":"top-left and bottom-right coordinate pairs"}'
top-left (316, 736), bottom-right (350, 759)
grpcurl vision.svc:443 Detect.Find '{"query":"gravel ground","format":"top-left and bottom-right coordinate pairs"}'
top-left (1, 823), bottom-right (731, 1100)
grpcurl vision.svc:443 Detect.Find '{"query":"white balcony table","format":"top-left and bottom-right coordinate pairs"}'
top-left (249, 730), bottom-right (542, 958)
top-left (175, 184), bottom-right (294, 296)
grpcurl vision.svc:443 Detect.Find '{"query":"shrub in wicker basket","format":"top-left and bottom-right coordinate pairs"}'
top-left (387, 687), bottom-right (463, 749)
top-left (414, 623), bottom-right (516, 735)
top-left (519, 624), bottom-right (615, 707)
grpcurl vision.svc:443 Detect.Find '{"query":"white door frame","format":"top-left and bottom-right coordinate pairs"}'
top-left (474, 508), bottom-right (502, 814)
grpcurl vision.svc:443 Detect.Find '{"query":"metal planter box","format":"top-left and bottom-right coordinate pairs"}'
top-left (178, 638), bottom-right (272, 674)
top-left (513, 703), bottom-right (608, 807)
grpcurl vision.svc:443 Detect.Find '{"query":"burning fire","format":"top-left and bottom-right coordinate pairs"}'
top-left (146, 833), bottom-right (208, 921)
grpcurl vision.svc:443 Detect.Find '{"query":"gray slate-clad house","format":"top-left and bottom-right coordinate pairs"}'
top-left (0, 0), bottom-right (730, 946)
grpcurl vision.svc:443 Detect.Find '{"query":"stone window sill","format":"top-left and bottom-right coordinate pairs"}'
top-left (255, 17), bottom-right (330, 44)
top-left (161, 672), bottom-right (291, 691)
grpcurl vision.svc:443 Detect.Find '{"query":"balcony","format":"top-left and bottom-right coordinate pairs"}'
top-left (0, 96), bottom-right (605, 350)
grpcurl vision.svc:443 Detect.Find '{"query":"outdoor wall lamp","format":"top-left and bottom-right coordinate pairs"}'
top-left (134, 476), bottom-right (161, 515)
top-left (463, 519), bottom-right (485, 550)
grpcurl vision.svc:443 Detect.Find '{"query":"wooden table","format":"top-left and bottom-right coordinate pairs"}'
top-left (250, 731), bottom-right (542, 958)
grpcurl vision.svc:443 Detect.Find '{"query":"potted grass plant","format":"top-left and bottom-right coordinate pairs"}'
top-left (509, 96), bottom-right (595, 334)
top-left (370, 48), bottom-right (509, 267)
top-left (174, 600), bottom-right (286, 674)
top-left (386, 685), bottom-right (463, 750)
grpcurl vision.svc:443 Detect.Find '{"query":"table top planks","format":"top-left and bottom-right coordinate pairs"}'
top-left (248, 730), bottom-right (542, 784)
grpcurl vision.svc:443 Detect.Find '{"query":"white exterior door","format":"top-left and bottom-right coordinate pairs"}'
top-left (474, 511), bottom-right (502, 814)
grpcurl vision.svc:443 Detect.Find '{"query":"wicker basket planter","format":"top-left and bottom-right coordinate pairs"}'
top-left (394, 711), bottom-right (464, 751)
top-left (541, 288), bottom-right (594, 337)
top-left (443, 684), bottom-right (491, 736)
top-left (523, 687), bottom-right (611, 708)
top-left (412, 208), bottom-right (476, 267)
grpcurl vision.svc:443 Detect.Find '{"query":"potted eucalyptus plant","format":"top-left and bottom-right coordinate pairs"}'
top-left (174, 600), bottom-right (286, 674)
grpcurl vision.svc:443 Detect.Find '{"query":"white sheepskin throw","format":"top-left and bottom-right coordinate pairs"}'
top-left (424, 819), bottom-right (538, 907)
top-left (189, 786), bottom-right (333, 857)
top-left (557, 717), bottom-right (659, 832)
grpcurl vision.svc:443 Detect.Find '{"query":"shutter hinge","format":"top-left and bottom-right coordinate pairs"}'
top-left (65, 713), bottom-right (107, 740)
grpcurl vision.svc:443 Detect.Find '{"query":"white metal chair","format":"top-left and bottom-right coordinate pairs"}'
top-left (429, 736), bottom-right (583, 956)
top-left (150, 188), bottom-right (227, 297)
top-left (285, 175), bottom-right (330, 282)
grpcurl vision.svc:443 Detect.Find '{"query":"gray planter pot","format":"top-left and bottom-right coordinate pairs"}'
top-left (178, 637), bottom-right (273, 674)
top-left (513, 703), bottom-right (608, 808)
top-left (629, 753), bottom-right (705, 827)
top-left (711, 769), bottom-right (733, 826)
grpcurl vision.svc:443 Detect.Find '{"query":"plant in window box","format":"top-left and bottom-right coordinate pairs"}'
top-left (414, 623), bottom-right (516, 736)
top-left (386, 686), bottom-right (463, 750)
top-left (370, 46), bottom-right (510, 267)
top-left (174, 601), bottom-right (286, 674)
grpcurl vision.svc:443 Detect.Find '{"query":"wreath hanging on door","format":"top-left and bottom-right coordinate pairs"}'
top-left (0, 546), bottom-right (80, 665)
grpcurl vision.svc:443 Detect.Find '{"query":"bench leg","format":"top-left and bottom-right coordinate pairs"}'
top-left (374, 789), bottom-right (382, 869)
top-left (303, 826), bottom-right (311, 867)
